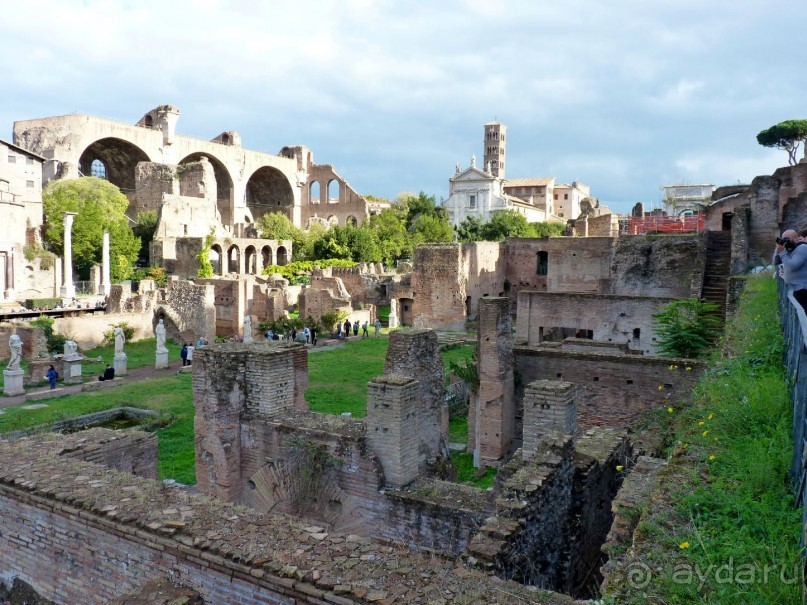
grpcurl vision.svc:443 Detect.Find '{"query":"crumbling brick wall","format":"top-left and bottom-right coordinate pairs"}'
top-left (383, 329), bottom-right (445, 466)
top-left (470, 298), bottom-right (515, 465)
top-left (0, 432), bottom-right (569, 605)
top-left (515, 291), bottom-right (676, 355)
top-left (522, 380), bottom-right (578, 461)
top-left (515, 344), bottom-right (705, 431)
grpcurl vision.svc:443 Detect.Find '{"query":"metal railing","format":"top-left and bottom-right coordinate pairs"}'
top-left (625, 214), bottom-right (705, 235)
top-left (778, 281), bottom-right (807, 538)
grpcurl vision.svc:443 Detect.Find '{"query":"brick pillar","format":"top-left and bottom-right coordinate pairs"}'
top-left (193, 346), bottom-right (245, 502)
top-left (384, 329), bottom-right (445, 464)
top-left (473, 297), bottom-right (514, 466)
top-left (367, 374), bottom-right (421, 488)
top-left (522, 380), bottom-right (578, 462)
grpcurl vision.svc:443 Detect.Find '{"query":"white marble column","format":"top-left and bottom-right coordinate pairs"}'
top-left (101, 231), bottom-right (111, 296)
top-left (60, 212), bottom-right (77, 299)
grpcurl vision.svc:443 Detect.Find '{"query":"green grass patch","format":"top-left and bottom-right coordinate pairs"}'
top-left (449, 416), bottom-right (469, 444)
top-left (606, 275), bottom-right (803, 604)
top-left (451, 451), bottom-right (496, 489)
top-left (82, 338), bottom-right (183, 375)
top-left (0, 374), bottom-right (196, 485)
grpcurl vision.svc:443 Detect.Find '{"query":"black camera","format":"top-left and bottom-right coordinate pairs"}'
top-left (777, 237), bottom-right (797, 252)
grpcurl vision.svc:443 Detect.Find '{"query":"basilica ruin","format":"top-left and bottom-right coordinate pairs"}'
top-left (1, 105), bottom-right (807, 603)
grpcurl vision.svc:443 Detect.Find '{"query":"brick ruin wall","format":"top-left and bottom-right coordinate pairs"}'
top-left (515, 291), bottom-right (676, 355)
top-left (467, 429), bottom-right (630, 596)
top-left (0, 324), bottom-right (47, 359)
top-left (0, 430), bottom-right (572, 605)
top-left (515, 346), bottom-right (706, 432)
top-left (470, 298), bottom-right (515, 464)
top-left (383, 329), bottom-right (446, 465)
top-left (298, 275), bottom-right (352, 322)
top-left (705, 174), bottom-right (781, 268)
top-left (133, 162), bottom-right (178, 214)
top-left (410, 244), bottom-right (466, 330)
top-left (160, 279), bottom-right (216, 343)
top-left (504, 235), bottom-right (704, 302)
top-left (460, 242), bottom-right (506, 320)
top-left (150, 236), bottom-right (204, 278)
top-left (194, 277), bottom-right (242, 336)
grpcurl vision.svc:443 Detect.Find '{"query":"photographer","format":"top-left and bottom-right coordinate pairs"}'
top-left (776, 229), bottom-right (807, 311)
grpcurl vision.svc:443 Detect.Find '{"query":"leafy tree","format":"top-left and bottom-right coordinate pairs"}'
top-left (257, 212), bottom-right (310, 261)
top-left (367, 204), bottom-right (412, 264)
top-left (653, 298), bottom-right (723, 359)
top-left (197, 229), bottom-right (215, 278)
top-left (399, 191), bottom-right (448, 229)
top-left (133, 210), bottom-right (158, 264)
top-left (756, 120), bottom-right (807, 166)
top-left (42, 177), bottom-right (141, 282)
top-left (457, 216), bottom-right (484, 243)
top-left (411, 213), bottom-right (453, 244)
top-left (530, 221), bottom-right (566, 238)
top-left (312, 227), bottom-right (352, 260)
top-left (480, 210), bottom-right (535, 241)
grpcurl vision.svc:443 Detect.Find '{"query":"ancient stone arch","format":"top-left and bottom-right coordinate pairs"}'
top-left (78, 137), bottom-right (151, 192)
top-left (244, 245), bottom-right (257, 274)
top-left (261, 245), bottom-right (273, 268)
top-left (179, 152), bottom-right (234, 226)
top-left (226, 244), bottom-right (240, 274)
top-left (245, 166), bottom-right (294, 222)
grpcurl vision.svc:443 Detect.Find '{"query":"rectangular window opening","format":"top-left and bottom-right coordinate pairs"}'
top-left (537, 251), bottom-right (548, 276)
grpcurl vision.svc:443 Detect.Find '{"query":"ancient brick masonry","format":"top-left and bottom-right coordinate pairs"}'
top-left (366, 374), bottom-right (421, 487)
top-left (471, 297), bottom-right (515, 465)
top-left (0, 430), bottom-right (576, 605)
top-left (193, 342), bottom-right (308, 501)
top-left (522, 380), bottom-right (578, 461)
top-left (383, 329), bottom-right (446, 465)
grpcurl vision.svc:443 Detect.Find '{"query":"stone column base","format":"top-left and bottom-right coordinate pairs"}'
top-left (114, 353), bottom-right (128, 376)
top-left (64, 359), bottom-right (83, 384)
top-left (3, 369), bottom-right (24, 396)
top-left (155, 350), bottom-right (169, 369)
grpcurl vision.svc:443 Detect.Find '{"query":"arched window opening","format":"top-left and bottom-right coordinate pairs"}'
top-left (327, 179), bottom-right (339, 203)
top-left (310, 181), bottom-right (321, 204)
top-left (91, 159), bottom-right (107, 179)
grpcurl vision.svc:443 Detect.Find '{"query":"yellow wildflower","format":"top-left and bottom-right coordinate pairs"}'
top-left (709, 455), bottom-right (716, 461)
top-left (679, 541), bottom-right (690, 549)
top-left (616, 465), bottom-right (624, 471)
top-left (658, 385), bottom-right (664, 391)
top-left (667, 407), bottom-right (674, 413)
top-left (685, 367), bottom-right (692, 371)
top-left (708, 413), bottom-right (714, 420)
top-left (698, 421), bottom-right (705, 426)
top-left (703, 430), bottom-right (709, 436)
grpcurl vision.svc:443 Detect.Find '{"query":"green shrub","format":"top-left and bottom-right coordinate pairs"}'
top-left (131, 266), bottom-right (167, 288)
top-left (30, 314), bottom-right (67, 353)
top-left (24, 297), bottom-right (62, 310)
top-left (102, 321), bottom-right (135, 346)
top-left (653, 298), bottom-right (723, 359)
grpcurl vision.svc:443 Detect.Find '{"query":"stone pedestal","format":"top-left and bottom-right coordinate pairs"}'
top-left (156, 350), bottom-right (169, 370)
top-left (64, 358), bottom-right (83, 384)
top-left (3, 369), bottom-right (24, 396)
top-left (114, 353), bottom-right (128, 376)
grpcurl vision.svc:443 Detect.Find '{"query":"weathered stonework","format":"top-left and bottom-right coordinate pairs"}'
top-left (471, 297), bottom-right (515, 466)
top-left (522, 380), bottom-right (578, 461)
top-left (383, 329), bottom-right (446, 465)
top-left (516, 291), bottom-right (676, 355)
top-left (516, 343), bottom-right (706, 432)
top-left (0, 430), bottom-right (575, 605)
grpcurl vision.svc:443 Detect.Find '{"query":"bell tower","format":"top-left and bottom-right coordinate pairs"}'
top-left (483, 120), bottom-right (506, 179)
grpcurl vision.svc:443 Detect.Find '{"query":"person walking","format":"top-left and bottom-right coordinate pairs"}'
top-left (362, 320), bottom-right (369, 338)
top-left (343, 319), bottom-right (351, 339)
top-left (180, 344), bottom-right (189, 367)
top-left (310, 327), bottom-right (317, 346)
top-left (303, 326), bottom-right (311, 343)
top-left (46, 365), bottom-right (58, 390)
top-left (353, 320), bottom-right (359, 337)
top-left (374, 319), bottom-right (382, 337)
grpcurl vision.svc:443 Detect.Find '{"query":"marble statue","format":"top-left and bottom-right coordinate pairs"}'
top-left (155, 319), bottom-right (168, 354)
top-left (7, 335), bottom-right (22, 371)
top-left (113, 326), bottom-right (126, 356)
top-left (64, 340), bottom-right (78, 359)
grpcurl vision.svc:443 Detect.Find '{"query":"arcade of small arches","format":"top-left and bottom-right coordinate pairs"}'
top-left (207, 239), bottom-right (290, 276)
top-left (306, 214), bottom-right (359, 228)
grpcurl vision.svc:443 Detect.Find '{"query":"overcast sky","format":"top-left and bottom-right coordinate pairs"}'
top-left (2, 0), bottom-right (806, 214)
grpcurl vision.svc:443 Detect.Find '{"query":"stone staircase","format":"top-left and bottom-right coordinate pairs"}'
top-left (700, 231), bottom-right (732, 320)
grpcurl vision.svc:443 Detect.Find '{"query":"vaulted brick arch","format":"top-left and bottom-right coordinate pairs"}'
top-left (179, 152), bottom-right (234, 226)
top-left (78, 137), bottom-right (151, 192)
top-left (245, 166), bottom-right (294, 222)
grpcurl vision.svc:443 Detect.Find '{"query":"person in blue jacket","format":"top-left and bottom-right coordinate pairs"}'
top-left (46, 365), bottom-right (58, 390)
